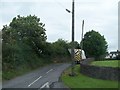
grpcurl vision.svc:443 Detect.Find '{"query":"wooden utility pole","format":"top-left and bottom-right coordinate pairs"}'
top-left (80, 20), bottom-right (84, 60)
top-left (66, 0), bottom-right (75, 76)
top-left (71, 0), bottom-right (75, 76)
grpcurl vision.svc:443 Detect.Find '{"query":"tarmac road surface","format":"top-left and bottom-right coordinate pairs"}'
top-left (2, 63), bottom-right (70, 89)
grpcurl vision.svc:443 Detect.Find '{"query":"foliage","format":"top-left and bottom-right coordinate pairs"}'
top-left (82, 30), bottom-right (108, 59)
top-left (2, 15), bottom-right (47, 72)
top-left (52, 39), bottom-right (70, 57)
top-left (68, 41), bottom-right (80, 49)
top-left (116, 55), bottom-right (120, 60)
top-left (10, 15), bottom-right (47, 55)
top-left (2, 15), bottom-right (71, 80)
top-left (116, 51), bottom-right (120, 59)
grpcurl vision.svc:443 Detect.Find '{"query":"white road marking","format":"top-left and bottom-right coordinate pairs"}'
top-left (28, 76), bottom-right (42, 87)
top-left (46, 69), bottom-right (53, 74)
top-left (40, 82), bottom-right (49, 88)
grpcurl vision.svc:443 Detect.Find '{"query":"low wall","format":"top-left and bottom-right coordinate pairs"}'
top-left (80, 59), bottom-right (120, 81)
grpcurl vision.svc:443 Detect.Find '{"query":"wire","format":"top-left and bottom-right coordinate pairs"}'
top-left (53, 0), bottom-right (67, 10)
top-left (51, 0), bottom-right (84, 38)
top-left (47, 0), bottom-right (71, 30)
top-left (53, 0), bottom-right (80, 18)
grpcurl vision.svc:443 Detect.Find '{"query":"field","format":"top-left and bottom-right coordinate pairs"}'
top-left (61, 65), bottom-right (118, 88)
top-left (91, 60), bottom-right (120, 67)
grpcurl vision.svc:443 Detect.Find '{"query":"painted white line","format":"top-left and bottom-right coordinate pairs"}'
top-left (40, 82), bottom-right (49, 88)
top-left (28, 76), bottom-right (42, 87)
top-left (46, 69), bottom-right (53, 74)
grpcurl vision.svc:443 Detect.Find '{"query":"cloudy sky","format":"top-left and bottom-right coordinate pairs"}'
top-left (0, 0), bottom-right (119, 52)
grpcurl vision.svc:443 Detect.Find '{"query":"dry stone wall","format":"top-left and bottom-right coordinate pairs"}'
top-left (80, 58), bottom-right (120, 81)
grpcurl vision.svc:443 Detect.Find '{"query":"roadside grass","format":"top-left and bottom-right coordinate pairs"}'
top-left (61, 65), bottom-right (118, 88)
top-left (2, 66), bottom-right (32, 80)
top-left (2, 57), bottom-right (70, 80)
top-left (2, 58), bottom-right (52, 80)
top-left (91, 60), bottom-right (120, 67)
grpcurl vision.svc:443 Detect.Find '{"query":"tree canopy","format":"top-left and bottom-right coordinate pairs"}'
top-left (68, 41), bottom-right (80, 49)
top-left (82, 30), bottom-right (108, 59)
top-left (3, 15), bottom-right (47, 55)
top-left (2, 15), bottom-right (47, 72)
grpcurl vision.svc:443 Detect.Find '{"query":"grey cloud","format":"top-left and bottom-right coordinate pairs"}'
top-left (0, 0), bottom-right (119, 52)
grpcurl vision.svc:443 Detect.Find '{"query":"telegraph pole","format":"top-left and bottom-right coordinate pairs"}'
top-left (80, 20), bottom-right (84, 60)
top-left (71, 0), bottom-right (75, 76)
top-left (66, 0), bottom-right (75, 76)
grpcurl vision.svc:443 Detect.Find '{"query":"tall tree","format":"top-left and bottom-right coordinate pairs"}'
top-left (52, 39), bottom-right (69, 56)
top-left (68, 41), bottom-right (80, 49)
top-left (8, 15), bottom-right (46, 55)
top-left (81, 30), bottom-right (108, 59)
top-left (2, 15), bottom-right (47, 71)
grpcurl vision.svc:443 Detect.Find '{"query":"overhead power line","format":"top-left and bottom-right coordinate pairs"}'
top-left (53, 0), bottom-right (67, 10)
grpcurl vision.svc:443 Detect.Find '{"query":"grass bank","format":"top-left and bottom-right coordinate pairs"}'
top-left (91, 60), bottom-right (120, 67)
top-left (2, 58), bottom-right (52, 80)
top-left (61, 65), bottom-right (118, 88)
top-left (3, 56), bottom-right (70, 80)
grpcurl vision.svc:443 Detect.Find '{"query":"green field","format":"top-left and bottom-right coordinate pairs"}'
top-left (61, 65), bottom-right (118, 88)
top-left (91, 60), bottom-right (120, 67)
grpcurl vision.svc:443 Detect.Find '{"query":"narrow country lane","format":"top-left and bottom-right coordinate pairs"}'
top-left (2, 63), bottom-right (70, 89)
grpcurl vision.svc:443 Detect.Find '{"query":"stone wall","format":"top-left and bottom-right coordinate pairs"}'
top-left (80, 58), bottom-right (120, 81)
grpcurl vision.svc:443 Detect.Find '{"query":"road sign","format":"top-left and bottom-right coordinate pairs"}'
top-left (74, 49), bottom-right (81, 61)
top-left (68, 49), bottom-right (86, 61)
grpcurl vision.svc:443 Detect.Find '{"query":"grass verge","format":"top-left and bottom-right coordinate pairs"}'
top-left (2, 58), bottom-right (52, 80)
top-left (2, 56), bottom-right (70, 80)
top-left (61, 65), bottom-right (119, 88)
top-left (91, 60), bottom-right (120, 67)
